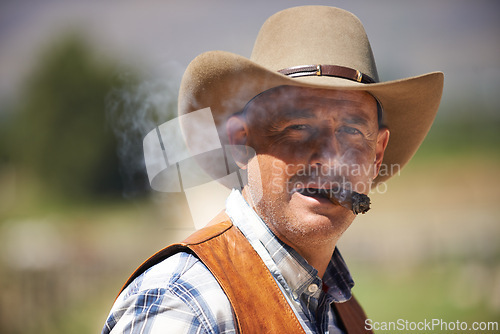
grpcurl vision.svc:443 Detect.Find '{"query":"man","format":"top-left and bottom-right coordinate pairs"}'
top-left (103, 6), bottom-right (443, 333)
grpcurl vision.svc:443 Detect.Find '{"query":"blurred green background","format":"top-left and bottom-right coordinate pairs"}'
top-left (0, 1), bottom-right (499, 333)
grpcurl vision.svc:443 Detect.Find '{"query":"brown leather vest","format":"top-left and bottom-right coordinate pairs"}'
top-left (119, 213), bottom-right (373, 333)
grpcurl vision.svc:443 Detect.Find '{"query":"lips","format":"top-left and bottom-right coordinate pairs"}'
top-left (292, 186), bottom-right (337, 206)
top-left (291, 184), bottom-right (371, 214)
top-left (294, 187), bottom-right (331, 200)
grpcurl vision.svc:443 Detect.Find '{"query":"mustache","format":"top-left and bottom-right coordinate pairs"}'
top-left (286, 174), bottom-right (352, 192)
top-left (285, 174), bottom-right (371, 215)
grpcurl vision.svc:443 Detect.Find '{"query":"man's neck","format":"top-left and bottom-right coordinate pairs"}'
top-left (241, 188), bottom-right (338, 279)
top-left (296, 243), bottom-right (337, 279)
top-left (267, 226), bottom-right (337, 279)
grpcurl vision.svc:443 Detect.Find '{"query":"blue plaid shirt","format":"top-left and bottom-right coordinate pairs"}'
top-left (103, 190), bottom-right (354, 333)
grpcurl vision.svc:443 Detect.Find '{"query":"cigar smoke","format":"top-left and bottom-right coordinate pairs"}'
top-left (105, 63), bottom-right (183, 197)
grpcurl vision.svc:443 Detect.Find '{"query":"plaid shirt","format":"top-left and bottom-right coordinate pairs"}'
top-left (102, 190), bottom-right (354, 334)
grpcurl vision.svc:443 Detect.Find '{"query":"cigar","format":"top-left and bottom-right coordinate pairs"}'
top-left (316, 188), bottom-right (371, 215)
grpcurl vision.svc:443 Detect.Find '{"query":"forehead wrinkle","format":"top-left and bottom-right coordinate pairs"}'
top-left (294, 99), bottom-right (376, 127)
top-left (300, 97), bottom-right (375, 114)
top-left (280, 108), bottom-right (315, 121)
top-left (311, 99), bottom-right (378, 127)
top-left (248, 103), bottom-right (315, 126)
top-left (248, 88), bottom-right (377, 124)
top-left (272, 97), bottom-right (367, 118)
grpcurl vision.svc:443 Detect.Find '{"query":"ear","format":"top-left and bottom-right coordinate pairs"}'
top-left (226, 115), bottom-right (251, 169)
top-left (373, 126), bottom-right (390, 178)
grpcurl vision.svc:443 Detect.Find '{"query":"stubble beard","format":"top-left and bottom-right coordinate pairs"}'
top-left (246, 172), bottom-right (348, 249)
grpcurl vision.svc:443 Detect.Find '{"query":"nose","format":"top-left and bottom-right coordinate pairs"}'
top-left (309, 129), bottom-right (341, 171)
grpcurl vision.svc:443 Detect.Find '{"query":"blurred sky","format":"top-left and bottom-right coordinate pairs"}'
top-left (1, 0), bottom-right (499, 120)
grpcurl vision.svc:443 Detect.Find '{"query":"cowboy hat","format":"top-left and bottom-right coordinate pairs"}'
top-left (177, 5), bottom-right (444, 187)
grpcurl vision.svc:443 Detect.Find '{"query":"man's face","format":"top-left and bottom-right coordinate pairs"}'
top-left (227, 85), bottom-right (389, 249)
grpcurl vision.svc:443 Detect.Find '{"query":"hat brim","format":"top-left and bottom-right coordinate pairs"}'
top-left (179, 50), bottom-right (444, 186)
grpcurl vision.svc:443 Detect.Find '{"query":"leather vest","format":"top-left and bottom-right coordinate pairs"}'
top-left (119, 213), bottom-right (373, 333)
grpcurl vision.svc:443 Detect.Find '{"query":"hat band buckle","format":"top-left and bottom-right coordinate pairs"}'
top-left (278, 64), bottom-right (375, 84)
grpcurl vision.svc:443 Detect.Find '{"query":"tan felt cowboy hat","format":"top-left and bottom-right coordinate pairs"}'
top-left (178, 5), bottom-right (444, 187)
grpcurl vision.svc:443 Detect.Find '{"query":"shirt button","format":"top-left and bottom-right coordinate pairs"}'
top-left (308, 284), bottom-right (319, 293)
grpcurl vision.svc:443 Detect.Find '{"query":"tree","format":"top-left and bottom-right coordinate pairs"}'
top-left (8, 34), bottom-right (128, 199)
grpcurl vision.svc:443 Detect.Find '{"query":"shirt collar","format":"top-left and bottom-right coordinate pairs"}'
top-left (225, 189), bottom-right (354, 303)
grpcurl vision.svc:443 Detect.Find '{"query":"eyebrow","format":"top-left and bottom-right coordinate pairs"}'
top-left (342, 115), bottom-right (370, 127)
top-left (264, 108), bottom-right (314, 131)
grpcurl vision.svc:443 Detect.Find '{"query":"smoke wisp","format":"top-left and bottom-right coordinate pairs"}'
top-left (105, 62), bottom-right (183, 197)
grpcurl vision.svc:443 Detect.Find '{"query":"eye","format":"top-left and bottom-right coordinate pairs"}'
top-left (286, 124), bottom-right (310, 131)
top-left (338, 126), bottom-right (362, 136)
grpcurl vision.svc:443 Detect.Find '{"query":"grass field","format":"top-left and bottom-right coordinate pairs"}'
top-left (338, 130), bottom-right (500, 331)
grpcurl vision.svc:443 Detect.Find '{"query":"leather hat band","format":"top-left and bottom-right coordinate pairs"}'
top-left (278, 64), bottom-right (375, 84)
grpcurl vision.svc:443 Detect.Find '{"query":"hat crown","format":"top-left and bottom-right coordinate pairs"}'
top-left (251, 6), bottom-right (379, 82)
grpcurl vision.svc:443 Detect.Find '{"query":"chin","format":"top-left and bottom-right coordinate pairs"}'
top-left (285, 209), bottom-right (351, 242)
top-left (255, 194), bottom-right (353, 245)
